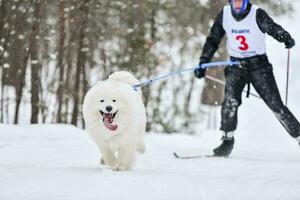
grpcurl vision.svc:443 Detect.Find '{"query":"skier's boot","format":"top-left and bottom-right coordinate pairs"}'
top-left (213, 132), bottom-right (234, 157)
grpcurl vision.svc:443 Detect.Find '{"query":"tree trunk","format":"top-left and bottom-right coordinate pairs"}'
top-left (0, 0), bottom-right (7, 123)
top-left (14, 49), bottom-right (30, 124)
top-left (56, 0), bottom-right (66, 123)
top-left (201, 43), bottom-right (226, 106)
top-left (29, 0), bottom-right (42, 123)
top-left (201, 67), bottom-right (225, 106)
top-left (71, 0), bottom-right (89, 125)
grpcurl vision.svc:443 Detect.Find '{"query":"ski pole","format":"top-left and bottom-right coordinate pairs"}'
top-left (133, 61), bottom-right (240, 89)
top-left (285, 49), bottom-right (291, 106)
top-left (205, 75), bottom-right (261, 99)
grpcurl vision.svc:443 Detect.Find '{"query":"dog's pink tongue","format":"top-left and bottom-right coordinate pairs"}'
top-left (103, 114), bottom-right (118, 131)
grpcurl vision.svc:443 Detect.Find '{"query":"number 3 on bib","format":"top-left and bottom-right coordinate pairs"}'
top-left (236, 35), bottom-right (249, 51)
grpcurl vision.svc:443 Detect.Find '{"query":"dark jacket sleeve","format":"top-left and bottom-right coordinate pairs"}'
top-left (256, 8), bottom-right (293, 43)
top-left (200, 9), bottom-right (225, 63)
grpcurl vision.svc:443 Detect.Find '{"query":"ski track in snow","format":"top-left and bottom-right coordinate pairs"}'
top-left (0, 143), bottom-right (9, 150)
top-left (0, 125), bottom-right (300, 200)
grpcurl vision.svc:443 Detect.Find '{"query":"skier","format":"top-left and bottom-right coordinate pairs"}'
top-left (194, 0), bottom-right (300, 156)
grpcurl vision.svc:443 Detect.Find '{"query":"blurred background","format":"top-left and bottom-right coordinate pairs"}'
top-left (0, 0), bottom-right (294, 133)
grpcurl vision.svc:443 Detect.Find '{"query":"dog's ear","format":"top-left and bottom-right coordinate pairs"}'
top-left (109, 71), bottom-right (140, 86)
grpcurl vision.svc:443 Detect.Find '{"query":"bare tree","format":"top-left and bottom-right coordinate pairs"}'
top-left (56, 0), bottom-right (66, 123)
top-left (0, 0), bottom-right (293, 132)
top-left (13, 2), bottom-right (33, 124)
top-left (71, 0), bottom-right (90, 125)
top-left (29, 0), bottom-right (42, 123)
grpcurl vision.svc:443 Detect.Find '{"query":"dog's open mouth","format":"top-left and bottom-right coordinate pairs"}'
top-left (99, 110), bottom-right (118, 131)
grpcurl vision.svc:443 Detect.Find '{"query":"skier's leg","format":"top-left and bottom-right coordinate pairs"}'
top-left (250, 64), bottom-right (300, 139)
top-left (220, 67), bottom-right (247, 132)
top-left (215, 67), bottom-right (246, 156)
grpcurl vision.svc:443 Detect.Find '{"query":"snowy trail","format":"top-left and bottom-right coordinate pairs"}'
top-left (1, 124), bottom-right (300, 200)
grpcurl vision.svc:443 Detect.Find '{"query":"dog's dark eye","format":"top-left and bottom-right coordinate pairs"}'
top-left (100, 100), bottom-right (104, 102)
top-left (112, 99), bottom-right (116, 102)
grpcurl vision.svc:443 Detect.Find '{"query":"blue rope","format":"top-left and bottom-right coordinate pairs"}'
top-left (133, 61), bottom-right (240, 89)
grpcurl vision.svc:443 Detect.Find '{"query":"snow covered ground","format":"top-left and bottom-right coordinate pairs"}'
top-left (0, 124), bottom-right (300, 200)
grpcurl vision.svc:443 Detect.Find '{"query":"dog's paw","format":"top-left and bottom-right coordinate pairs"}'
top-left (137, 142), bottom-right (145, 154)
top-left (112, 164), bottom-right (129, 171)
top-left (100, 158), bottom-right (105, 165)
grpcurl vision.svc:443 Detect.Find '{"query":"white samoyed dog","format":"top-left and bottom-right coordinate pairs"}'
top-left (82, 71), bottom-right (146, 171)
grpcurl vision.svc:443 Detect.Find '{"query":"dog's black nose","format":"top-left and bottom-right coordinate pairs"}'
top-left (105, 106), bottom-right (113, 112)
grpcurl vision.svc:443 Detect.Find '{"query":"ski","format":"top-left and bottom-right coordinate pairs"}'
top-left (173, 152), bottom-right (227, 159)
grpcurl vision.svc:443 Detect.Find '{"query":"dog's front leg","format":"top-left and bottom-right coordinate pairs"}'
top-left (98, 145), bottom-right (117, 168)
top-left (114, 145), bottom-right (135, 171)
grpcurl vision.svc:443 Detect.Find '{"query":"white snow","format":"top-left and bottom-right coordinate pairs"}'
top-left (18, 34), bottom-right (25, 40)
top-left (3, 63), bottom-right (10, 68)
top-left (0, 124), bottom-right (300, 200)
top-left (1, 1), bottom-right (300, 200)
top-left (9, 30), bottom-right (16, 36)
top-left (4, 22), bottom-right (9, 29)
top-left (80, 47), bottom-right (89, 52)
top-left (30, 60), bottom-right (39, 65)
top-left (3, 51), bottom-right (9, 58)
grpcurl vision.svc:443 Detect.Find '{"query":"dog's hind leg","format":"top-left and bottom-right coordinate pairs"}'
top-left (136, 140), bottom-right (145, 154)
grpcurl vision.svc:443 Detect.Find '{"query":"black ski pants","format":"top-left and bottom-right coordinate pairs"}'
top-left (220, 54), bottom-right (300, 138)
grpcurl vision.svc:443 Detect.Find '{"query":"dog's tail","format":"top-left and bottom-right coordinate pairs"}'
top-left (108, 71), bottom-right (140, 86)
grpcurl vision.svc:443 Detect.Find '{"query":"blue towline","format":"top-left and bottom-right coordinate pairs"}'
top-left (133, 61), bottom-right (240, 89)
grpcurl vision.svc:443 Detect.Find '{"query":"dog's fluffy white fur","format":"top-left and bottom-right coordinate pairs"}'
top-left (82, 71), bottom-right (146, 171)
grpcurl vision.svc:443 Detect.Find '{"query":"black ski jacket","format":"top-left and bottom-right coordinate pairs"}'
top-left (200, 3), bottom-right (293, 62)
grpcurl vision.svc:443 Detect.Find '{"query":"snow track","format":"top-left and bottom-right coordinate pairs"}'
top-left (0, 125), bottom-right (300, 200)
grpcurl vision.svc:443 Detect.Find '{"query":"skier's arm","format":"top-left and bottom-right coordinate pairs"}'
top-left (256, 8), bottom-right (294, 45)
top-left (200, 10), bottom-right (225, 63)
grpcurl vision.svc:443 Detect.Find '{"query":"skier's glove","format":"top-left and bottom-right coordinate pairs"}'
top-left (285, 38), bottom-right (295, 49)
top-left (194, 60), bottom-right (207, 79)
